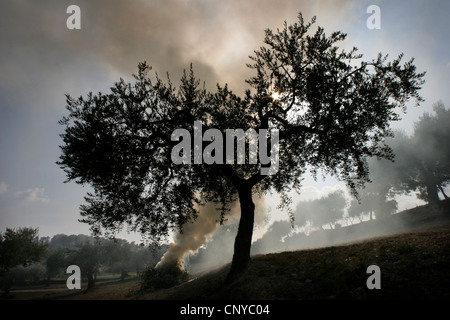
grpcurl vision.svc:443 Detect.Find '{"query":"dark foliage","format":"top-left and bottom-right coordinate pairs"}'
top-left (139, 264), bottom-right (189, 291)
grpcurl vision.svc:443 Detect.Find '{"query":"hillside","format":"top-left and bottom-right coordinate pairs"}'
top-left (5, 200), bottom-right (450, 300)
top-left (138, 200), bottom-right (450, 300)
top-left (137, 225), bottom-right (450, 300)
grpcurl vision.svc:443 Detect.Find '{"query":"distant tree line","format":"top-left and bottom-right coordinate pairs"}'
top-left (0, 228), bottom-right (167, 295)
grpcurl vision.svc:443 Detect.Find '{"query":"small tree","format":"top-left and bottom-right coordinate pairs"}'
top-left (0, 228), bottom-right (48, 294)
top-left (348, 189), bottom-right (397, 222)
top-left (45, 248), bottom-right (70, 281)
top-left (67, 241), bottom-right (100, 289)
top-left (391, 102), bottom-right (450, 205)
top-left (58, 13), bottom-right (425, 279)
top-left (347, 155), bottom-right (399, 222)
top-left (101, 239), bottom-right (131, 280)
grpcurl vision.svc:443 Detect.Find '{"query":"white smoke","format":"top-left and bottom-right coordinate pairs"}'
top-left (156, 194), bottom-right (267, 270)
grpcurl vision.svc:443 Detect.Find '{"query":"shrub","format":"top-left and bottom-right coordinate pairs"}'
top-left (139, 264), bottom-right (189, 291)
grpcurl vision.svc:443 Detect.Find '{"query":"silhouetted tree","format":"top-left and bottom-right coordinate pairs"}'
top-left (348, 188), bottom-right (397, 222)
top-left (67, 242), bottom-right (100, 289)
top-left (58, 13), bottom-right (425, 279)
top-left (412, 102), bottom-right (450, 203)
top-left (45, 248), bottom-right (69, 281)
top-left (347, 155), bottom-right (399, 222)
top-left (101, 239), bottom-right (131, 280)
top-left (0, 228), bottom-right (48, 295)
top-left (388, 102), bottom-right (450, 205)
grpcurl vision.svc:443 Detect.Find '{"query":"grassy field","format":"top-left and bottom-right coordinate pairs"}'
top-left (4, 201), bottom-right (450, 300)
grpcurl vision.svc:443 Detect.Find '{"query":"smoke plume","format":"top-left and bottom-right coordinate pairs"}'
top-left (156, 194), bottom-right (267, 270)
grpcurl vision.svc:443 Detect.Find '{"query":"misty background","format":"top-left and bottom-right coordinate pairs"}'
top-left (1, 0), bottom-right (449, 272)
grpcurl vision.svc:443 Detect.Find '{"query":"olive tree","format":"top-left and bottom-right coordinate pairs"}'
top-left (58, 13), bottom-right (425, 279)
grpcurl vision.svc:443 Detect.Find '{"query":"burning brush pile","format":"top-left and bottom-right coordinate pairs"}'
top-left (139, 201), bottom-right (225, 291)
top-left (139, 197), bottom-right (267, 291)
top-left (139, 262), bottom-right (190, 291)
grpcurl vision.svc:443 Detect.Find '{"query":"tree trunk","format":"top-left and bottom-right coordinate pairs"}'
top-left (426, 181), bottom-right (440, 205)
top-left (1, 276), bottom-right (13, 296)
top-left (121, 269), bottom-right (128, 281)
top-left (438, 185), bottom-right (448, 200)
top-left (87, 272), bottom-right (95, 289)
top-left (227, 185), bottom-right (255, 281)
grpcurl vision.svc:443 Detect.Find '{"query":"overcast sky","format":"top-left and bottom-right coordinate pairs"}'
top-left (1, 0), bottom-right (449, 242)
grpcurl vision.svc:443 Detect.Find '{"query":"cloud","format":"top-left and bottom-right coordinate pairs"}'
top-left (0, 181), bottom-right (7, 195)
top-left (16, 188), bottom-right (50, 203)
top-left (0, 0), bottom-right (359, 105)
